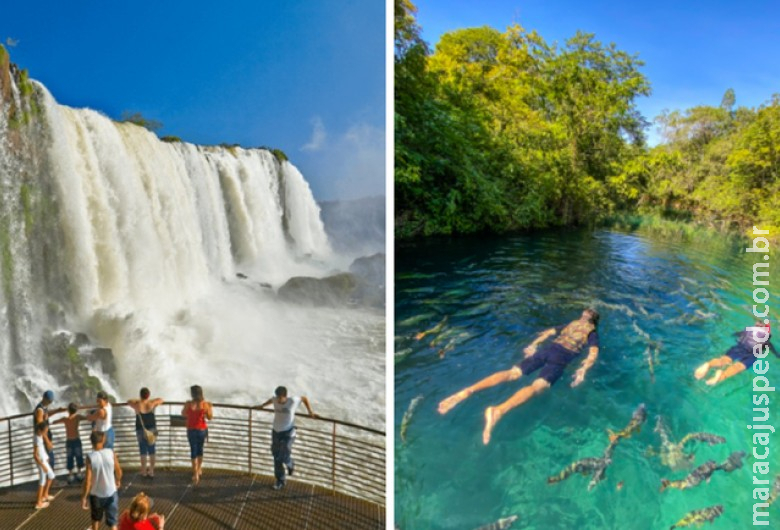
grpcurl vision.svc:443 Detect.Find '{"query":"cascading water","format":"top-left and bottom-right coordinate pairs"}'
top-left (0, 51), bottom-right (384, 429)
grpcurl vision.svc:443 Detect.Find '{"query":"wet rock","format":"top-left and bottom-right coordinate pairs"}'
top-left (277, 268), bottom-right (384, 310)
top-left (40, 330), bottom-right (117, 405)
top-left (349, 253), bottom-right (385, 287)
top-left (278, 273), bottom-right (359, 307)
top-left (91, 347), bottom-right (116, 377)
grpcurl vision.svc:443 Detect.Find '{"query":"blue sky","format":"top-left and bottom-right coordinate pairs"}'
top-left (1, 0), bottom-right (385, 201)
top-left (414, 0), bottom-right (780, 144)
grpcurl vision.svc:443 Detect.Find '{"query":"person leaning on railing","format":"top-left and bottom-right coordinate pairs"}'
top-left (51, 402), bottom-right (87, 484)
top-left (127, 388), bottom-right (164, 479)
top-left (255, 386), bottom-right (316, 490)
top-left (86, 391), bottom-right (115, 450)
top-left (181, 385), bottom-right (212, 485)
top-left (33, 390), bottom-right (64, 470)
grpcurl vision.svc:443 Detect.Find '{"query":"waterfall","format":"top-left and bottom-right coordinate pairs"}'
top-left (0, 59), bottom-right (383, 427)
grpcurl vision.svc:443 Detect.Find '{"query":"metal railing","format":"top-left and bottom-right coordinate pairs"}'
top-left (0, 403), bottom-right (385, 505)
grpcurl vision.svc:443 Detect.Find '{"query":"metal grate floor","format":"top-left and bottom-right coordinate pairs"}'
top-left (0, 468), bottom-right (385, 529)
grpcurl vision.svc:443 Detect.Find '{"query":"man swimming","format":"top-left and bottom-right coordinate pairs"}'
top-left (694, 321), bottom-right (776, 385)
top-left (438, 308), bottom-right (600, 445)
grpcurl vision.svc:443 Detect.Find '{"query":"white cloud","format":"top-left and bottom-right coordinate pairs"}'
top-left (322, 122), bottom-right (385, 200)
top-left (297, 120), bottom-right (385, 201)
top-left (301, 116), bottom-right (327, 152)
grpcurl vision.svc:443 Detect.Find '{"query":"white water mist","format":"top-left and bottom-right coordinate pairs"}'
top-left (0, 69), bottom-right (384, 429)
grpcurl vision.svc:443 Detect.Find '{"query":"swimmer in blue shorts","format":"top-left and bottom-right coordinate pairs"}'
top-left (694, 321), bottom-right (776, 386)
top-left (438, 308), bottom-right (601, 445)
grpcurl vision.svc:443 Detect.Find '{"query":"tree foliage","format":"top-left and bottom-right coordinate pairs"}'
top-left (120, 111), bottom-right (163, 132)
top-left (643, 92), bottom-right (780, 229)
top-left (395, 3), bottom-right (780, 237)
top-left (395, 2), bottom-right (650, 237)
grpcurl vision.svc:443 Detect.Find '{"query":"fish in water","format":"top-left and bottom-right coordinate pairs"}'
top-left (649, 417), bottom-right (724, 471)
top-left (631, 321), bottom-right (651, 341)
top-left (587, 458), bottom-right (613, 491)
top-left (471, 515), bottom-right (519, 530)
top-left (643, 346), bottom-right (656, 384)
top-left (548, 457), bottom-right (610, 485)
top-left (717, 451), bottom-right (746, 473)
top-left (400, 395), bottom-right (424, 443)
top-left (434, 331), bottom-right (472, 357)
top-left (660, 460), bottom-right (719, 492)
top-left (678, 432), bottom-right (726, 447)
top-left (694, 309), bottom-right (717, 320)
top-left (654, 416), bottom-right (673, 447)
top-left (453, 303), bottom-right (492, 319)
top-left (429, 326), bottom-right (463, 347)
top-left (608, 404), bottom-right (647, 443)
top-left (415, 316), bottom-right (448, 341)
top-left (669, 505), bottom-right (724, 529)
top-left (616, 481), bottom-right (624, 491)
top-left (769, 475), bottom-right (780, 506)
top-left (394, 348), bottom-right (413, 364)
top-left (398, 312), bottom-right (436, 328)
top-left (602, 439), bottom-right (619, 460)
top-left (438, 339), bottom-right (456, 359)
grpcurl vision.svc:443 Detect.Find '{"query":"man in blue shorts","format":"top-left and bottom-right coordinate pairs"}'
top-left (81, 431), bottom-right (122, 530)
top-left (438, 308), bottom-right (601, 445)
top-left (694, 321), bottom-right (776, 385)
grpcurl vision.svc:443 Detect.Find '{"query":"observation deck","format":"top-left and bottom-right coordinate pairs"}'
top-left (0, 403), bottom-right (385, 529)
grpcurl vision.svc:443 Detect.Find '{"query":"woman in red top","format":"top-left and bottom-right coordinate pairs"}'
top-left (181, 385), bottom-right (213, 485)
top-left (118, 492), bottom-right (164, 530)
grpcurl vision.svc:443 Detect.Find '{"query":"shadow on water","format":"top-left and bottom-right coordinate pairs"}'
top-left (395, 228), bottom-right (775, 529)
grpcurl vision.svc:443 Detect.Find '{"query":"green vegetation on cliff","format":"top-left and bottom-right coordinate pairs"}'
top-left (395, 1), bottom-right (780, 238)
top-left (271, 148), bottom-right (288, 163)
top-left (120, 111), bottom-right (163, 132)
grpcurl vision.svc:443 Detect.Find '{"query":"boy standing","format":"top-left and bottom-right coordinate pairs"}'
top-left (52, 403), bottom-right (86, 484)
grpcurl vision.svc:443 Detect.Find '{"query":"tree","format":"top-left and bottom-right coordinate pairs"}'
top-left (120, 111), bottom-right (162, 132)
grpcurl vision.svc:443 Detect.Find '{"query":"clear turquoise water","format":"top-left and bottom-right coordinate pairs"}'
top-left (395, 229), bottom-right (779, 530)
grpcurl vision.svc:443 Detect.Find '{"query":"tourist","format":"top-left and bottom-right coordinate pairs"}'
top-left (86, 391), bottom-right (115, 449)
top-left (82, 431), bottom-right (122, 530)
top-left (694, 321), bottom-right (776, 385)
top-left (182, 385), bottom-right (212, 485)
top-left (51, 402), bottom-right (86, 484)
top-left (256, 386), bottom-right (317, 490)
top-left (33, 390), bottom-right (62, 469)
top-left (118, 492), bottom-right (165, 530)
top-left (438, 308), bottom-right (601, 445)
top-left (33, 422), bottom-right (55, 509)
top-left (128, 388), bottom-right (164, 478)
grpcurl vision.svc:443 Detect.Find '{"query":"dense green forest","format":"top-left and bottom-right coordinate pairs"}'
top-left (395, 0), bottom-right (780, 238)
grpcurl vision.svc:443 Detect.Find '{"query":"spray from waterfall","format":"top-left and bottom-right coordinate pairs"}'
top-left (0, 52), bottom-right (384, 428)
